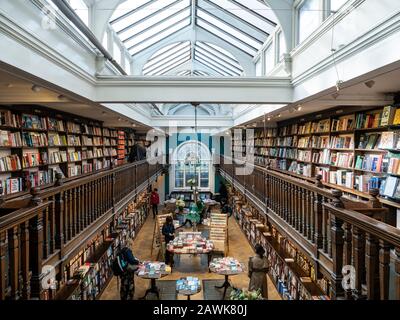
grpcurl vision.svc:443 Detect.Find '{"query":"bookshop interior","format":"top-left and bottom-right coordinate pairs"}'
top-left (0, 0), bottom-right (400, 302)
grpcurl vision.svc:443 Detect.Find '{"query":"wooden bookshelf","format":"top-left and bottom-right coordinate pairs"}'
top-left (234, 105), bottom-right (400, 208)
top-left (0, 106), bottom-right (127, 198)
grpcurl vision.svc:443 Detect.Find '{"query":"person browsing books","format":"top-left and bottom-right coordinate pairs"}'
top-left (248, 244), bottom-right (270, 299)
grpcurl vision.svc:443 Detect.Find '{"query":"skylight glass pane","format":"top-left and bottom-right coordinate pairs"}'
top-left (148, 42), bottom-right (184, 59)
top-left (207, 0), bottom-right (274, 34)
top-left (110, 0), bottom-right (152, 22)
top-left (148, 53), bottom-right (190, 75)
top-left (277, 31), bottom-right (286, 62)
top-left (114, 42), bottom-right (121, 64)
top-left (118, 0), bottom-right (190, 41)
top-left (195, 47), bottom-right (241, 74)
top-left (234, 0), bottom-right (277, 24)
top-left (195, 58), bottom-right (225, 76)
top-left (198, 42), bottom-right (239, 63)
top-left (144, 46), bottom-right (190, 74)
top-left (125, 9), bottom-right (190, 48)
top-left (129, 18), bottom-right (190, 55)
top-left (197, 19), bottom-right (256, 56)
top-left (159, 56), bottom-right (191, 75)
top-left (196, 42), bottom-right (243, 71)
top-left (298, 0), bottom-right (321, 44)
top-left (144, 42), bottom-right (190, 71)
top-left (195, 53), bottom-right (234, 75)
top-left (197, 10), bottom-right (261, 49)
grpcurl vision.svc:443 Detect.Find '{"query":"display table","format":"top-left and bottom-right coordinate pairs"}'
top-left (176, 277), bottom-right (202, 300)
top-left (136, 261), bottom-right (171, 300)
top-left (167, 232), bottom-right (214, 268)
top-left (209, 257), bottom-right (244, 300)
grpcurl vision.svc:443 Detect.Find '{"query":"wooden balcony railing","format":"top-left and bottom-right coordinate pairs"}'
top-left (0, 158), bottom-right (164, 300)
top-left (218, 155), bottom-right (400, 300)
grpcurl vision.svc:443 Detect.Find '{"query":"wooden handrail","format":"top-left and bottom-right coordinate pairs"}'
top-left (0, 202), bottom-right (51, 231)
top-left (324, 202), bottom-right (400, 247)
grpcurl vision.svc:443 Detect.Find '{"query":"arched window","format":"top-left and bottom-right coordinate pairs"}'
top-left (173, 141), bottom-right (211, 190)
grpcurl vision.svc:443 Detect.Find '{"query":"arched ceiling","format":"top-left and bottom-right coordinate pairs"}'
top-left (108, 0), bottom-right (278, 76)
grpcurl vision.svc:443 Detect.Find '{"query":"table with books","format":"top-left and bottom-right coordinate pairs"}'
top-left (176, 277), bottom-right (202, 300)
top-left (209, 257), bottom-right (245, 300)
top-left (136, 261), bottom-right (171, 300)
top-left (166, 232), bottom-right (214, 268)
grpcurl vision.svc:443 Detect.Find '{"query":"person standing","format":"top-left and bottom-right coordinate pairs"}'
top-left (162, 216), bottom-right (175, 265)
top-left (150, 188), bottom-right (160, 218)
top-left (248, 244), bottom-right (269, 299)
top-left (117, 243), bottom-right (140, 300)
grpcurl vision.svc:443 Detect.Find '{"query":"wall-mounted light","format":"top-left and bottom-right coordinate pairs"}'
top-left (364, 80), bottom-right (375, 89)
top-left (267, 116), bottom-right (271, 121)
top-left (31, 85), bottom-right (42, 92)
top-left (58, 94), bottom-right (68, 101)
top-left (296, 105), bottom-right (302, 111)
top-left (276, 113), bottom-right (281, 118)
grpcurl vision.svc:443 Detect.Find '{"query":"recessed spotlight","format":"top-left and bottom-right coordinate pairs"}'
top-left (296, 105), bottom-right (302, 111)
top-left (364, 80), bottom-right (375, 89)
top-left (31, 85), bottom-right (42, 92)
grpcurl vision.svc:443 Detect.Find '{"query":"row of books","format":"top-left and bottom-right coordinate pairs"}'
top-left (268, 148), bottom-right (297, 159)
top-left (22, 132), bottom-right (48, 147)
top-left (331, 115), bottom-right (354, 132)
top-left (355, 106), bottom-right (400, 128)
top-left (354, 154), bottom-right (384, 173)
top-left (330, 152), bottom-right (354, 168)
top-left (82, 136), bottom-right (104, 146)
top-left (288, 162), bottom-right (313, 177)
top-left (0, 177), bottom-right (24, 195)
top-left (22, 152), bottom-right (48, 168)
top-left (0, 130), bottom-right (22, 147)
top-left (330, 135), bottom-right (354, 149)
top-left (0, 154), bottom-right (22, 172)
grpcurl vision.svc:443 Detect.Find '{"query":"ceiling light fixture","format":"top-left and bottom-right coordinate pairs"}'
top-left (267, 116), bottom-right (271, 121)
top-left (364, 80), bottom-right (376, 89)
top-left (31, 85), bottom-right (42, 92)
top-left (277, 113), bottom-right (281, 118)
top-left (296, 105), bottom-right (302, 111)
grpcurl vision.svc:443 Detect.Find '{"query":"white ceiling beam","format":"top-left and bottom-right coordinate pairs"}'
top-left (94, 76), bottom-right (293, 104)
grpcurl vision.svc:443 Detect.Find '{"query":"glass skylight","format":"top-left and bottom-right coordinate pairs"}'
top-left (109, 0), bottom-right (277, 75)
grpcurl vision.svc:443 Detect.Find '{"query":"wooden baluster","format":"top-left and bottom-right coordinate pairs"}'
top-left (68, 189), bottom-right (74, 240)
top-left (42, 207), bottom-right (49, 259)
top-left (343, 222), bottom-right (353, 300)
top-left (84, 183), bottom-right (89, 227)
top-left (284, 181), bottom-right (289, 220)
top-left (0, 231), bottom-right (7, 300)
top-left (101, 177), bottom-right (105, 214)
top-left (265, 172), bottom-right (269, 208)
top-left (29, 212), bottom-right (44, 299)
top-left (352, 227), bottom-right (365, 299)
top-left (112, 172), bottom-right (116, 208)
top-left (88, 181), bottom-right (93, 223)
top-left (8, 227), bottom-right (20, 300)
top-left (330, 214), bottom-right (344, 299)
top-left (378, 240), bottom-right (390, 300)
top-left (395, 248), bottom-right (400, 300)
top-left (294, 185), bottom-right (300, 230)
top-left (55, 190), bottom-right (65, 250)
top-left (72, 188), bottom-right (77, 237)
top-left (76, 186), bottom-right (81, 233)
top-left (365, 233), bottom-right (380, 300)
top-left (49, 199), bottom-right (56, 254)
top-left (300, 188), bottom-right (305, 235)
top-left (20, 221), bottom-right (30, 300)
top-left (314, 193), bottom-right (323, 249)
top-left (305, 190), bottom-right (311, 240)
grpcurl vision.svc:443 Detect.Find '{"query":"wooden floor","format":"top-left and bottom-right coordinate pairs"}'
top-left (100, 213), bottom-right (281, 300)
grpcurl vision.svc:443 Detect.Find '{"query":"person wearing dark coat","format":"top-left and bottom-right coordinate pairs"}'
top-left (128, 142), bottom-right (147, 163)
top-left (162, 216), bottom-right (175, 265)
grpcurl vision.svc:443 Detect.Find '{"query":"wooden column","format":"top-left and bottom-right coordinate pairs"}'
top-left (343, 222), bottom-right (353, 300)
top-left (395, 247), bottom-right (400, 300)
top-left (0, 231), bottom-right (7, 300)
top-left (378, 240), bottom-right (390, 300)
top-left (365, 233), bottom-right (380, 300)
top-left (8, 227), bottom-right (20, 300)
top-left (29, 212), bottom-right (44, 299)
top-left (330, 215), bottom-right (344, 299)
top-left (20, 221), bottom-right (31, 300)
top-left (352, 226), bottom-right (365, 300)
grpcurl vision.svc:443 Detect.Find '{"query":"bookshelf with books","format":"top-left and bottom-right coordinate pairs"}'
top-left (235, 198), bottom-right (329, 300)
top-left (235, 105), bottom-right (400, 208)
top-left (0, 106), bottom-right (122, 198)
